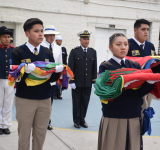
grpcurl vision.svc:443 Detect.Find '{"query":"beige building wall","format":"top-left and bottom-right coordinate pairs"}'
top-left (0, 0), bottom-right (160, 55)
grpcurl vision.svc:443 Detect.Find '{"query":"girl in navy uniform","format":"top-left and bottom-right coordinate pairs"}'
top-left (98, 33), bottom-right (154, 150)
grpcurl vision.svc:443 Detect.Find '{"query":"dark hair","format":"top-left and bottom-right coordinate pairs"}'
top-left (23, 18), bottom-right (43, 32)
top-left (109, 33), bottom-right (126, 45)
top-left (134, 19), bottom-right (150, 29)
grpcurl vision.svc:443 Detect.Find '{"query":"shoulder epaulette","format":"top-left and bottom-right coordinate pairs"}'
top-left (73, 46), bottom-right (80, 49)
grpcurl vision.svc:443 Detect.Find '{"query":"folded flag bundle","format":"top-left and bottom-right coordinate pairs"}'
top-left (8, 61), bottom-right (74, 89)
top-left (125, 56), bottom-right (160, 69)
top-left (95, 56), bottom-right (160, 104)
top-left (126, 56), bottom-right (160, 101)
top-left (94, 68), bottom-right (160, 104)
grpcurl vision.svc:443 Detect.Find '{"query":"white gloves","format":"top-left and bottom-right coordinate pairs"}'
top-left (70, 83), bottom-right (76, 89)
top-left (55, 65), bottom-right (64, 73)
top-left (25, 63), bottom-right (36, 73)
top-left (70, 83), bottom-right (94, 89)
top-left (91, 84), bottom-right (94, 89)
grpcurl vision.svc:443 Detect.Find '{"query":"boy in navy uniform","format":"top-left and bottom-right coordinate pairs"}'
top-left (68, 30), bottom-right (97, 128)
top-left (127, 19), bottom-right (156, 57)
top-left (0, 26), bottom-right (14, 135)
top-left (12, 18), bottom-right (63, 150)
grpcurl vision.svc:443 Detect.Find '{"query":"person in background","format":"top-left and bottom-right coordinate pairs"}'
top-left (127, 19), bottom-right (157, 119)
top-left (127, 19), bottom-right (156, 57)
top-left (68, 29), bottom-right (97, 128)
top-left (0, 26), bottom-right (14, 135)
top-left (41, 25), bottom-right (62, 130)
top-left (55, 35), bottom-right (68, 65)
top-left (10, 37), bottom-right (14, 47)
top-left (55, 35), bottom-right (68, 100)
top-left (12, 18), bottom-right (62, 149)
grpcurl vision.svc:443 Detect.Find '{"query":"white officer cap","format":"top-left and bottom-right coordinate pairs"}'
top-left (77, 29), bottom-right (92, 37)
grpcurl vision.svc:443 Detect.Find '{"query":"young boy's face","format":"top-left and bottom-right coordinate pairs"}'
top-left (25, 24), bottom-right (44, 46)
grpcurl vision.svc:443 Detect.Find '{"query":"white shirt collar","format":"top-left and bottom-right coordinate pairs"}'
top-left (81, 45), bottom-right (88, 52)
top-left (45, 40), bottom-right (54, 48)
top-left (112, 55), bottom-right (125, 65)
top-left (26, 42), bottom-right (40, 54)
top-left (132, 36), bottom-right (145, 49)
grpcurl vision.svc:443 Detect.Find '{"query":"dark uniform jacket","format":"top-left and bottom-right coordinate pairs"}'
top-left (127, 38), bottom-right (156, 57)
top-left (0, 44), bottom-right (14, 79)
top-left (99, 58), bottom-right (154, 118)
top-left (68, 46), bottom-right (97, 87)
top-left (62, 47), bottom-right (67, 65)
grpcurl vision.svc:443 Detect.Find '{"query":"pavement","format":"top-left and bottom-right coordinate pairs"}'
top-left (0, 89), bottom-right (160, 150)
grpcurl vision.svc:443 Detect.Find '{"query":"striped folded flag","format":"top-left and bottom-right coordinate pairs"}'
top-left (8, 61), bottom-right (74, 89)
top-left (95, 56), bottom-right (160, 104)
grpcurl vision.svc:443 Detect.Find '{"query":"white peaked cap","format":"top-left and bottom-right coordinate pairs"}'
top-left (77, 29), bottom-right (92, 37)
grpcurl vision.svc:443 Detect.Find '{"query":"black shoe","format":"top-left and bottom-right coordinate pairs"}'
top-left (2, 128), bottom-right (10, 134)
top-left (57, 96), bottom-right (62, 100)
top-left (74, 123), bottom-right (80, 128)
top-left (80, 122), bottom-right (88, 128)
top-left (47, 124), bottom-right (53, 130)
top-left (53, 96), bottom-right (57, 99)
top-left (0, 128), bottom-right (3, 135)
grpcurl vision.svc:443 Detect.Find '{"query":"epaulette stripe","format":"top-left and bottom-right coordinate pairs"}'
top-left (73, 46), bottom-right (79, 49)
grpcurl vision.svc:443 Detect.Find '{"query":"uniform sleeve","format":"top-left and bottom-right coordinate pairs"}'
top-left (68, 49), bottom-right (75, 84)
top-left (49, 73), bottom-right (60, 82)
top-left (152, 43), bottom-right (156, 55)
top-left (11, 49), bottom-right (21, 65)
top-left (127, 47), bottom-right (132, 56)
top-left (137, 82), bottom-right (154, 97)
top-left (99, 64), bottom-right (108, 74)
top-left (49, 53), bottom-right (54, 63)
top-left (92, 51), bottom-right (97, 84)
top-left (127, 40), bottom-right (132, 56)
top-left (45, 47), bottom-right (54, 63)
